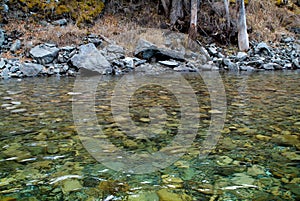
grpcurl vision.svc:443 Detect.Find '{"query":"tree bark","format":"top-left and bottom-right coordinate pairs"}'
top-left (237, 0), bottom-right (249, 51)
top-left (223, 0), bottom-right (230, 32)
top-left (160, 0), bottom-right (170, 16)
top-left (188, 0), bottom-right (198, 48)
top-left (170, 0), bottom-right (184, 25)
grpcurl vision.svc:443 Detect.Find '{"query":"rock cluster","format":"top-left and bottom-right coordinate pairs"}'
top-left (207, 37), bottom-right (300, 71)
top-left (0, 27), bottom-right (299, 79)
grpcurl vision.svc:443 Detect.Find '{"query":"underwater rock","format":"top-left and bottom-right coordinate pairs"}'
top-left (157, 189), bottom-right (192, 201)
top-left (61, 179), bottom-right (83, 194)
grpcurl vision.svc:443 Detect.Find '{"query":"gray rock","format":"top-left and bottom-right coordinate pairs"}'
top-left (70, 43), bottom-right (111, 74)
top-left (0, 58), bottom-right (6, 69)
top-left (10, 39), bottom-right (21, 53)
top-left (223, 58), bottom-right (239, 71)
top-left (207, 46), bottom-right (218, 56)
top-left (236, 52), bottom-right (248, 61)
top-left (281, 37), bottom-right (294, 43)
top-left (263, 63), bottom-right (282, 70)
top-left (0, 29), bottom-right (5, 47)
top-left (158, 60), bottom-right (179, 67)
top-left (19, 62), bottom-right (44, 77)
top-left (123, 57), bottom-right (134, 69)
top-left (52, 18), bottom-right (68, 26)
top-left (240, 66), bottom-right (255, 71)
top-left (292, 58), bottom-right (300, 69)
top-left (134, 39), bottom-right (159, 60)
top-left (1, 67), bottom-right (10, 79)
top-left (157, 48), bottom-right (185, 61)
top-left (173, 65), bottom-right (197, 72)
top-left (30, 44), bottom-right (60, 64)
top-left (106, 44), bottom-right (125, 54)
top-left (255, 42), bottom-right (272, 56)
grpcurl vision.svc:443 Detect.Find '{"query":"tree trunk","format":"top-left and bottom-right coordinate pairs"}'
top-left (188, 0), bottom-right (198, 48)
top-left (223, 0), bottom-right (230, 32)
top-left (160, 0), bottom-right (170, 16)
top-left (237, 0), bottom-right (249, 51)
top-left (170, 0), bottom-right (184, 25)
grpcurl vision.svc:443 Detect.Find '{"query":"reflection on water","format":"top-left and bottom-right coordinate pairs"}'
top-left (0, 71), bottom-right (299, 201)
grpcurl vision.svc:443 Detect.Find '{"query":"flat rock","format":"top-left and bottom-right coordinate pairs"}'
top-left (70, 43), bottom-right (111, 74)
top-left (30, 44), bottom-right (60, 64)
top-left (158, 60), bottom-right (179, 67)
top-left (19, 62), bottom-right (44, 77)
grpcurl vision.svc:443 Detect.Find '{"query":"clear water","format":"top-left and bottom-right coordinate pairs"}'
top-left (0, 71), bottom-right (299, 201)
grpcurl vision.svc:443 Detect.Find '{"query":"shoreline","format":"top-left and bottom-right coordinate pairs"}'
top-left (0, 27), bottom-right (299, 80)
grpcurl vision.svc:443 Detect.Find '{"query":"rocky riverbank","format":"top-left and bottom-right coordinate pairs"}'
top-left (0, 27), bottom-right (299, 79)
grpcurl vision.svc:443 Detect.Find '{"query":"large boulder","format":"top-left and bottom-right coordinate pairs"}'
top-left (19, 62), bottom-right (44, 77)
top-left (30, 43), bottom-right (60, 64)
top-left (70, 43), bottom-right (111, 74)
top-left (134, 39), bottom-right (185, 62)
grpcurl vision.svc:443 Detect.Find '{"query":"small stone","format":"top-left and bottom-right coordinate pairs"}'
top-left (61, 179), bottom-right (83, 194)
top-left (247, 165), bottom-right (266, 176)
top-left (10, 108), bottom-right (27, 113)
top-left (236, 52), bottom-right (248, 61)
top-left (10, 39), bottom-right (21, 53)
top-left (52, 18), bottom-right (68, 26)
top-left (231, 173), bottom-right (255, 185)
top-left (216, 156), bottom-right (233, 166)
top-left (157, 189), bottom-right (192, 201)
top-left (255, 134), bottom-right (271, 141)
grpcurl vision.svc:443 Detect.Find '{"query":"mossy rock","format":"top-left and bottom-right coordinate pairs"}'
top-left (6, 0), bottom-right (105, 25)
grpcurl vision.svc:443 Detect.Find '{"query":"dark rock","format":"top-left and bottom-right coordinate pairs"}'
top-left (30, 44), bottom-right (60, 64)
top-left (10, 39), bottom-right (21, 53)
top-left (134, 39), bottom-right (159, 60)
top-left (52, 18), bottom-right (67, 26)
top-left (19, 62), bottom-right (44, 77)
top-left (158, 60), bottom-right (179, 67)
top-left (70, 43), bottom-right (111, 74)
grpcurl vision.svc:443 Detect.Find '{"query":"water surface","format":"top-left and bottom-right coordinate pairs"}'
top-left (0, 71), bottom-right (299, 201)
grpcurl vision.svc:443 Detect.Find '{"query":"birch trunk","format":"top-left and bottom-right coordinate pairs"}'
top-left (170, 0), bottom-right (184, 25)
top-left (237, 0), bottom-right (249, 51)
top-left (188, 0), bottom-right (198, 48)
top-left (224, 0), bottom-right (230, 32)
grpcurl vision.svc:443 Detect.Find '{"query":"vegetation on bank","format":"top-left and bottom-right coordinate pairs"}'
top-left (0, 0), bottom-right (299, 49)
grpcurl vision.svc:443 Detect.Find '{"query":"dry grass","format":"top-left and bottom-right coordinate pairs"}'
top-left (247, 0), bottom-right (299, 42)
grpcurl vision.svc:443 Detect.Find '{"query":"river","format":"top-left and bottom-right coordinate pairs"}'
top-left (0, 70), bottom-right (299, 201)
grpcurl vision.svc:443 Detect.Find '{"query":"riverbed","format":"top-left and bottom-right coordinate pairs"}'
top-left (0, 70), bottom-right (299, 201)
